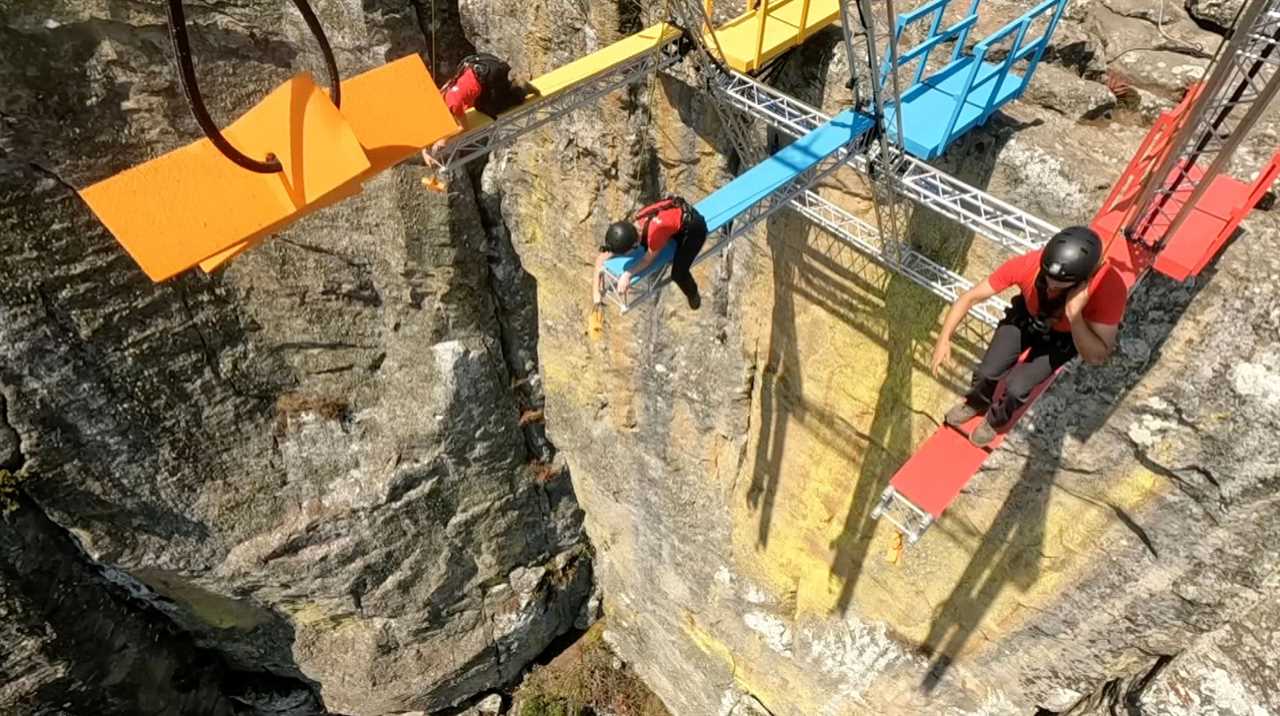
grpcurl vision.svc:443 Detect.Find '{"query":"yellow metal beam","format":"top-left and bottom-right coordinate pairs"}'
top-left (450, 22), bottom-right (681, 137)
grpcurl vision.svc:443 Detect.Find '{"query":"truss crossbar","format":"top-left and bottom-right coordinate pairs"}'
top-left (870, 487), bottom-right (933, 544)
top-left (438, 38), bottom-right (684, 170)
top-left (787, 189), bottom-right (1010, 326)
top-left (715, 71), bottom-right (1060, 253)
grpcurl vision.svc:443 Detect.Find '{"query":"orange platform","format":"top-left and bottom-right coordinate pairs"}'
top-left (197, 54), bottom-right (461, 273)
top-left (80, 54), bottom-right (459, 281)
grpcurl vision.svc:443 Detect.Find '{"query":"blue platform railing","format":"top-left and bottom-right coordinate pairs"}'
top-left (884, 0), bottom-right (982, 89)
top-left (874, 0), bottom-right (1070, 160)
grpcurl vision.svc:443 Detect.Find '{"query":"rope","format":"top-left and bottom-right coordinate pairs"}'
top-left (165, 0), bottom-right (342, 174)
top-left (646, 0), bottom-right (675, 120)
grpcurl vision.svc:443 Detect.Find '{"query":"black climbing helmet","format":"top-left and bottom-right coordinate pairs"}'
top-left (1040, 226), bottom-right (1102, 283)
top-left (603, 221), bottom-right (639, 253)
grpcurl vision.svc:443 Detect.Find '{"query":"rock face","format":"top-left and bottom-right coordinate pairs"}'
top-left (0, 1), bottom-right (587, 714)
top-left (1188, 0), bottom-right (1246, 29)
top-left (473, 3), bottom-right (1280, 716)
top-left (5, 0), bottom-right (1280, 715)
top-left (1, 491), bottom-right (316, 716)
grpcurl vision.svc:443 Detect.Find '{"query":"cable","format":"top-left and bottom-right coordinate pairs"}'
top-left (165, 0), bottom-right (342, 174)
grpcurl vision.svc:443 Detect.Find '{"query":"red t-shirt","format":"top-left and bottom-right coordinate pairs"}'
top-left (634, 205), bottom-right (684, 253)
top-left (443, 66), bottom-right (482, 118)
top-left (989, 249), bottom-right (1128, 332)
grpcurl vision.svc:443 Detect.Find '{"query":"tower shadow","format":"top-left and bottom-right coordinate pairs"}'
top-left (826, 121), bottom-right (1013, 613)
top-left (918, 437), bottom-right (1058, 693)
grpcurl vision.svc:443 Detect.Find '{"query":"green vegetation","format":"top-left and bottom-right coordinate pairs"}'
top-left (0, 467), bottom-right (27, 515)
top-left (513, 625), bottom-right (669, 716)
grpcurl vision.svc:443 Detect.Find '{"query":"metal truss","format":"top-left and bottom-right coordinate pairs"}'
top-left (870, 486), bottom-right (933, 544)
top-left (883, 154), bottom-right (1059, 253)
top-left (436, 33), bottom-right (685, 170)
top-left (851, 0), bottom-right (909, 259)
top-left (714, 70), bottom-right (1061, 253)
top-left (706, 69), bottom-right (1036, 327)
top-left (787, 188), bottom-right (1010, 326)
top-left (1126, 0), bottom-right (1280, 247)
top-left (603, 132), bottom-right (871, 311)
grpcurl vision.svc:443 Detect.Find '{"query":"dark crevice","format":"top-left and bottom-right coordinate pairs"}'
top-left (0, 389), bottom-right (26, 472)
top-left (406, 0), bottom-right (476, 78)
top-left (1184, 9), bottom-right (1233, 35)
top-left (277, 238), bottom-right (371, 268)
top-left (1124, 654), bottom-right (1176, 714)
top-left (2, 490), bottom-right (329, 715)
top-left (27, 161), bottom-right (78, 195)
top-left (1051, 482), bottom-right (1159, 558)
top-left (1131, 448), bottom-right (1225, 523)
top-left (433, 552), bottom-right (593, 716)
top-left (1042, 653), bottom-right (1177, 715)
top-left (468, 169), bottom-right (557, 465)
top-left (616, 0), bottom-right (644, 35)
top-left (174, 282), bottom-right (271, 403)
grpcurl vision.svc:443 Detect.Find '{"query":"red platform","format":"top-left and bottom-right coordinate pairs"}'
top-left (877, 85), bottom-right (1279, 543)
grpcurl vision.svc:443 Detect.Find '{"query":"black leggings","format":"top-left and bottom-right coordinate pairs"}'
top-left (967, 314), bottom-right (1077, 427)
top-left (670, 210), bottom-right (708, 302)
top-left (476, 79), bottom-right (538, 118)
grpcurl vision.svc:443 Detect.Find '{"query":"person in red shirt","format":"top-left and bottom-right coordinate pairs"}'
top-left (422, 53), bottom-right (539, 191)
top-left (441, 61), bottom-right (484, 119)
top-left (592, 196), bottom-right (709, 311)
top-left (930, 226), bottom-right (1128, 446)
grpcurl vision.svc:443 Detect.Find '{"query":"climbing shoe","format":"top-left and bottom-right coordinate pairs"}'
top-left (944, 401), bottom-right (982, 428)
top-left (686, 291), bottom-right (701, 311)
top-left (969, 419), bottom-right (998, 448)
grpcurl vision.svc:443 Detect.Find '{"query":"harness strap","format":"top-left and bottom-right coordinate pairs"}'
top-left (635, 196), bottom-right (692, 249)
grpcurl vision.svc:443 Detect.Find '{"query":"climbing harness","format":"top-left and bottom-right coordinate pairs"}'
top-left (634, 195), bottom-right (694, 250)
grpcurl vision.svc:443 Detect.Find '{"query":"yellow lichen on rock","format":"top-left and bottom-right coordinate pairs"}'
top-left (712, 189), bottom-right (1172, 669)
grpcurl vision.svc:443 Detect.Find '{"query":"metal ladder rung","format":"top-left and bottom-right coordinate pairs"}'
top-left (870, 487), bottom-right (934, 544)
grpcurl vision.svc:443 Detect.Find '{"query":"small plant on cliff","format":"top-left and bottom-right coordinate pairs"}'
top-left (514, 625), bottom-right (669, 716)
top-left (0, 467), bottom-right (28, 516)
top-left (519, 695), bottom-right (572, 716)
top-left (272, 394), bottom-right (351, 436)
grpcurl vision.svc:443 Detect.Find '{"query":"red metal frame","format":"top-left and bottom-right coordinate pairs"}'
top-left (877, 85), bottom-right (1278, 543)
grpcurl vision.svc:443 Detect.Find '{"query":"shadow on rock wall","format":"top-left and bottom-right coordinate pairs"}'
top-left (1, 491), bottom-right (327, 716)
top-left (917, 249), bottom-right (1208, 693)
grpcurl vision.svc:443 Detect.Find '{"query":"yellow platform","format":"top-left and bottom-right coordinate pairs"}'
top-left (452, 22), bottom-right (683, 139)
top-left (708, 0), bottom-right (842, 73)
top-left (198, 54), bottom-right (460, 273)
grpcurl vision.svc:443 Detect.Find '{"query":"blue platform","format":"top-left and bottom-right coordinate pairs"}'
top-left (604, 109), bottom-right (874, 282)
top-left (880, 0), bottom-right (1068, 160)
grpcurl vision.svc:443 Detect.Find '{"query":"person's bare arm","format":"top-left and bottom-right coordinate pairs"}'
top-left (931, 278), bottom-right (1001, 376)
top-left (617, 249), bottom-right (659, 300)
top-left (592, 252), bottom-right (610, 305)
top-left (1065, 285), bottom-right (1117, 365)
